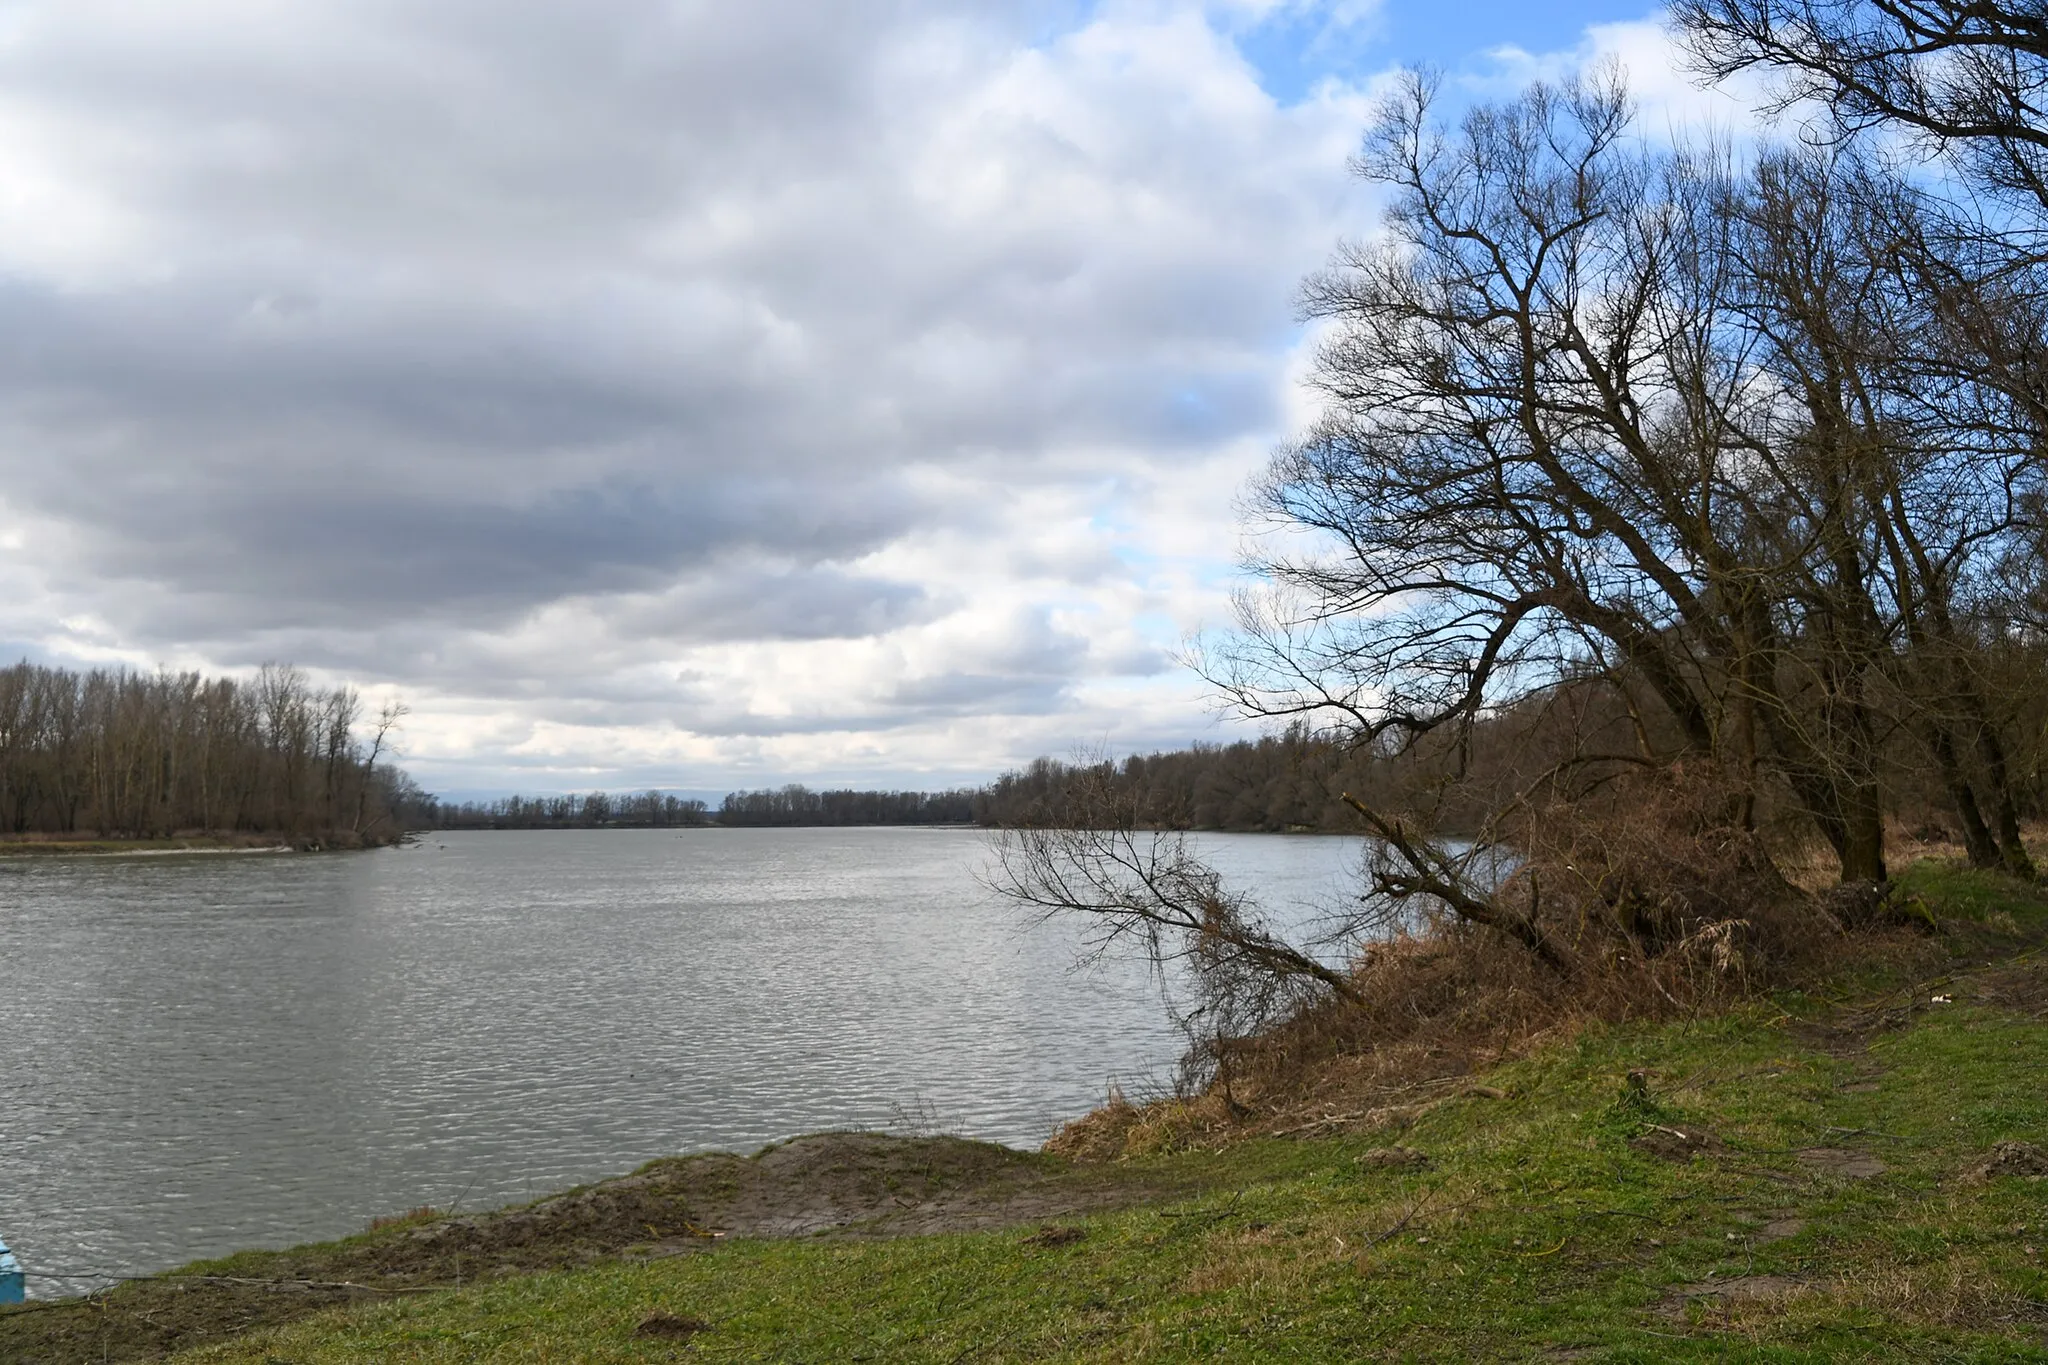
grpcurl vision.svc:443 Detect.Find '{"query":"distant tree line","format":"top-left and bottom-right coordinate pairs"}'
top-left (717, 785), bottom-right (978, 827)
top-left (426, 790), bottom-right (712, 829)
top-left (0, 661), bottom-right (417, 843)
top-left (979, 674), bottom-right (2048, 840)
top-left (431, 720), bottom-right (1759, 837)
top-left (422, 784), bottom-right (976, 829)
top-left (416, 731), bottom-right (1568, 837)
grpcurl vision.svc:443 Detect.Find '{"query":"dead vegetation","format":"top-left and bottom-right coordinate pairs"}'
top-left (1665, 1258), bottom-right (2048, 1337)
top-left (1039, 768), bottom-right (1985, 1161)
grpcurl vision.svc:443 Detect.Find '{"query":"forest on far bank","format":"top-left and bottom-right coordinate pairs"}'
top-left (425, 669), bottom-right (2048, 841)
top-left (420, 736), bottom-right (1365, 833)
top-left (15, 657), bottom-right (2040, 845)
top-left (426, 784), bottom-right (978, 830)
top-left (419, 708), bottom-right (1683, 836)
top-left (0, 652), bottom-right (1534, 843)
top-left (0, 661), bottom-right (418, 844)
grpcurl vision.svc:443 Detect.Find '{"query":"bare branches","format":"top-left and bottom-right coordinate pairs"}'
top-left (1336, 792), bottom-right (1570, 973)
top-left (994, 64), bottom-right (2048, 1048)
top-left (352, 698), bottom-right (409, 836)
top-left (986, 808), bottom-right (1364, 1008)
top-left (1215, 73), bottom-right (2048, 886)
top-left (981, 757), bottom-right (1384, 1092)
top-left (1676, 0), bottom-right (2048, 212)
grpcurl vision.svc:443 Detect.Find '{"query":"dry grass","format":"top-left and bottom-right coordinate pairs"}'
top-left (1691, 1254), bottom-right (2048, 1337)
top-left (364, 1206), bottom-right (439, 1233)
top-left (1823, 1255), bottom-right (2048, 1330)
top-left (1045, 925), bottom-right (1610, 1157)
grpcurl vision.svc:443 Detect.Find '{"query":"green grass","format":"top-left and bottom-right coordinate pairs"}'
top-left (108, 865), bottom-right (2048, 1360)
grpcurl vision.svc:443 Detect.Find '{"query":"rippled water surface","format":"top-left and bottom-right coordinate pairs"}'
top-left (0, 827), bottom-right (1364, 1286)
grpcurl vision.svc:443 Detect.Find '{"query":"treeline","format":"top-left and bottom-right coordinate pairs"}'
top-left (421, 784), bottom-right (976, 829)
top-left (717, 785), bottom-right (977, 827)
top-left (973, 695), bottom-right (1693, 836)
top-left (421, 727), bottom-right (1604, 836)
top-left (0, 661), bottom-right (416, 843)
top-left (975, 730), bottom-right (1365, 832)
top-left (979, 675), bottom-right (2048, 841)
top-left (428, 791), bottom-right (712, 829)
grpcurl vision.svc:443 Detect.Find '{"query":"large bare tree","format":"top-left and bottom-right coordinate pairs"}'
top-left (1207, 69), bottom-right (2043, 884)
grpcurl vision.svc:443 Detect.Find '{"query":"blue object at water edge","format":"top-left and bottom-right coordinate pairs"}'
top-left (0, 1232), bottom-right (22, 1303)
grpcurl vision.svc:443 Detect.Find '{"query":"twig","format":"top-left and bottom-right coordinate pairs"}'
top-left (1360, 1192), bottom-right (1439, 1250)
top-left (1644, 1124), bottom-right (1704, 1142)
top-left (1270, 1110), bottom-right (1371, 1137)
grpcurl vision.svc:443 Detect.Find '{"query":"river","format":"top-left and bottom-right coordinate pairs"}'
top-left (0, 827), bottom-right (1365, 1290)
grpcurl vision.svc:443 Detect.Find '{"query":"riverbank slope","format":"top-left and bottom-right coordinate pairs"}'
top-left (4, 862), bottom-right (2046, 1363)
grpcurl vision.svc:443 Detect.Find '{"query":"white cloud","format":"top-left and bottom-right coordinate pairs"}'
top-left (0, 0), bottom-right (1388, 792)
top-left (1467, 12), bottom-right (1773, 143)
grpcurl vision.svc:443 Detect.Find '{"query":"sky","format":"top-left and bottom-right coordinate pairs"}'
top-left (0, 0), bottom-right (1762, 798)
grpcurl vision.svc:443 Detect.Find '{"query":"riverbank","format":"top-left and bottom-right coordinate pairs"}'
top-left (4, 861), bottom-right (2045, 1362)
top-left (0, 831), bottom-right (393, 857)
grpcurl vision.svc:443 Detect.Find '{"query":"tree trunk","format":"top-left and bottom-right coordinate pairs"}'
top-left (1928, 722), bottom-right (2002, 869)
top-left (1972, 723), bottom-right (2038, 880)
top-left (1837, 780), bottom-right (1889, 884)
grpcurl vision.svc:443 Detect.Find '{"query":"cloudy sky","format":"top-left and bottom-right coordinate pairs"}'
top-left (0, 0), bottom-right (1755, 797)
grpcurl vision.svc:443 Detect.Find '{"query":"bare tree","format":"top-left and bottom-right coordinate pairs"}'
top-left (1198, 70), bottom-right (2048, 886)
top-left (990, 69), bottom-right (2048, 1049)
top-left (353, 698), bottom-right (408, 836)
top-left (1675, 0), bottom-right (2048, 212)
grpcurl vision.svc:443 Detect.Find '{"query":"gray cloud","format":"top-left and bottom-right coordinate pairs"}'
top-left (0, 0), bottom-right (1383, 784)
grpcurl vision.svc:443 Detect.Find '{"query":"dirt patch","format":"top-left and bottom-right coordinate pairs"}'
top-left (1787, 1001), bottom-right (1921, 1057)
top-left (1630, 1124), bottom-right (1722, 1161)
top-left (1975, 962), bottom-right (2048, 1017)
top-left (633, 1311), bottom-right (711, 1340)
top-left (1759, 1216), bottom-right (1806, 1243)
top-left (1656, 1274), bottom-right (1807, 1320)
top-left (1795, 1147), bottom-right (1887, 1179)
top-left (0, 1133), bottom-right (1179, 1365)
top-left (1968, 1140), bottom-right (2048, 1182)
top-left (1355, 1146), bottom-right (1431, 1171)
top-left (1021, 1225), bottom-right (1087, 1248)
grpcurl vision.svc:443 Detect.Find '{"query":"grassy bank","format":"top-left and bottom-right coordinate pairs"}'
top-left (6, 863), bottom-right (2048, 1363)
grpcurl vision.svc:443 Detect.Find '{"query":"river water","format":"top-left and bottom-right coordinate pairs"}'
top-left (0, 827), bottom-right (1365, 1289)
